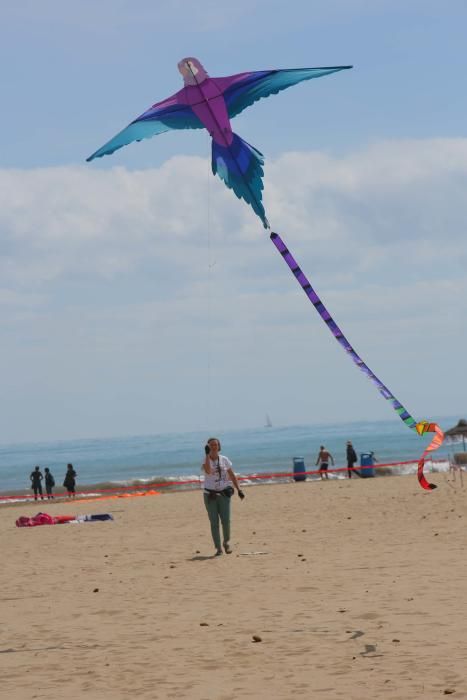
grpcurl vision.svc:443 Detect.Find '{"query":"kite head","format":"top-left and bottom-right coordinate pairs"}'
top-left (177, 57), bottom-right (209, 86)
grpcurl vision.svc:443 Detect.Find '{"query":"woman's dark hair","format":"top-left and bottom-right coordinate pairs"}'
top-left (207, 437), bottom-right (221, 451)
top-left (67, 463), bottom-right (73, 469)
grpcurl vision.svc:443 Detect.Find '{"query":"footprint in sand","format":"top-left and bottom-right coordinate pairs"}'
top-left (349, 630), bottom-right (364, 640)
top-left (360, 644), bottom-right (383, 658)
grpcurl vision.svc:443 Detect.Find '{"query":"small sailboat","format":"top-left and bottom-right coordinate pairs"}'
top-left (265, 414), bottom-right (272, 428)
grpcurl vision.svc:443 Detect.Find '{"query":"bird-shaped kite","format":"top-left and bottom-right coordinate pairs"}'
top-left (87, 57), bottom-right (351, 227)
top-left (87, 57), bottom-right (444, 489)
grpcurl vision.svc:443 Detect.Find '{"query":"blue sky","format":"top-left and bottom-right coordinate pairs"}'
top-left (3, 0), bottom-right (467, 166)
top-left (1, 0), bottom-right (466, 441)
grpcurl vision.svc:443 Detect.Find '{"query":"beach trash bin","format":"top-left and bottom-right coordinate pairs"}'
top-left (360, 453), bottom-right (375, 478)
top-left (293, 457), bottom-right (307, 482)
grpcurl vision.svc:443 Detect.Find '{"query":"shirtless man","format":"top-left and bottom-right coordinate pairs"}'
top-left (316, 446), bottom-right (334, 480)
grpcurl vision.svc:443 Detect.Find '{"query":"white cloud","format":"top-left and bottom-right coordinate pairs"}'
top-left (0, 138), bottom-right (466, 440)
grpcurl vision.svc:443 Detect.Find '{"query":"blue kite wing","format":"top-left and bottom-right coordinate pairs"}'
top-left (86, 100), bottom-right (203, 162)
top-left (223, 66), bottom-right (352, 119)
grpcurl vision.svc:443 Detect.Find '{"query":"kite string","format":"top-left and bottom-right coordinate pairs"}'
top-left (205, 131), bottom-right (212, 428)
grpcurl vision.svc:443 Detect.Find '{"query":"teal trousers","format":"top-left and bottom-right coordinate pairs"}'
top-left (204, 493), bottom-right (231, 550)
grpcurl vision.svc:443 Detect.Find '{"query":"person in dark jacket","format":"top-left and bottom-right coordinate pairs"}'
top-left (63, 463), bottom-right (77, 497)
top-left (44, 467), bottom-right (55, 499)
top-left (346, 441), bottom-right (358, 478)
top-left (30, 466), bottom-right (44, 500)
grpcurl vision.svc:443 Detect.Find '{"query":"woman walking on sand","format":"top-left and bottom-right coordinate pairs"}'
top-left (202, 437), bottom-right (245, 556)
top-left (63, 463), bottom-right (77, 497)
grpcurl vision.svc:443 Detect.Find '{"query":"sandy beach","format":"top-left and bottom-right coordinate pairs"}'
top-left (1, 473), bottom-right (467, 699)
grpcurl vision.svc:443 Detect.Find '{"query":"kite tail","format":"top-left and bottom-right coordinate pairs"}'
top-left (211, 134), bottom-right (269, 228)
top-left (270, 230), bottom-right (443, 490)
top-left (415, 421), bottom-right (444, 490)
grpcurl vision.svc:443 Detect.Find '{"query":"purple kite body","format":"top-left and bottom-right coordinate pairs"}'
top-left (87, 58), bottom-right (351, 226)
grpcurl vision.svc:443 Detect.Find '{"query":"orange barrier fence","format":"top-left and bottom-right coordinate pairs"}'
top-left (0, 458), bottom-right (446, 504)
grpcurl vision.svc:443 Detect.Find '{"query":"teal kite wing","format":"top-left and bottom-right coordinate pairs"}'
top-left (86, 94), bottom-right (204, 162)
top-left (220, 66), bottom-right (352, 119)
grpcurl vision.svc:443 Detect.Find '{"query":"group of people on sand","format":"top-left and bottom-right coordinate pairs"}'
top-left (27, 437), bottom-right (375, 559)
top-left (29, 464), bottom-right (77, 500)
top-left (315, 442), bottom-right (376, 479)
top-left (315, 442), bottom-right (356, 479)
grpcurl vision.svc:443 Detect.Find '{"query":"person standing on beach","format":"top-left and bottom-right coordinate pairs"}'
top-left (316, 446), bottom-right (334, 480)
top-left (63, 463), bottom-right (77, 497)
top-left (346, 441), bottom-right (358, 478)
top-left (202, 437), bottom-right (245, 556)
top-left (44, 468), bottom-right (55, 499)
top-left (30, 466), bottom-right (44, 500)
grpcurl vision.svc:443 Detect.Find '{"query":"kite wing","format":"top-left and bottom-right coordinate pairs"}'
top-left (87, 93), bottom-right (204, 161)
top-left (219, 66), bottom-right (352, 119)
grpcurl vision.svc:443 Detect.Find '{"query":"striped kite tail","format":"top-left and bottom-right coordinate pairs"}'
top-left (270, 230), bottom-right (443, 490)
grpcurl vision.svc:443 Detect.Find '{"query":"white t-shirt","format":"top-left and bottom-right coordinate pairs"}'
top-left (203, 455), bottom-right (233, 492)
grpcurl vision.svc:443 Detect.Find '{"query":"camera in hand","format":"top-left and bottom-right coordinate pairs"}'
top-left (204, 445), bottom-right (210, 455)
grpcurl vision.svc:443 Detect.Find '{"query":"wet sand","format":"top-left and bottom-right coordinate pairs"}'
top-left (1, 472), bottom-right (466, 699)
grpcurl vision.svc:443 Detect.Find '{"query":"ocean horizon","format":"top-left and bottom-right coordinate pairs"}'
top-left (0, 415), bottom-right (462, 496)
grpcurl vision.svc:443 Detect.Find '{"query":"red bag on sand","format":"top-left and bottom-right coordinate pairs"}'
top-left (16, 512), bottom-right (56, 527)
top-left (15, 512), bottom-right (113, 527)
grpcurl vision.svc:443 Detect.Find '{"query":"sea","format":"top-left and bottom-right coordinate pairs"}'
top-left (0, 415), bottom-right (462, 502)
